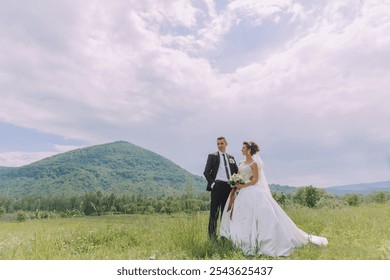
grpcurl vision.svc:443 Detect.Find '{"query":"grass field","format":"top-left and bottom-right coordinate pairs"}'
top-left (0, 203), bottom-right (389, 260)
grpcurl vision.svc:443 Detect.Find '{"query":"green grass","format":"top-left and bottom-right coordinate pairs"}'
top-left (0, 203), bottom-right (389, 260)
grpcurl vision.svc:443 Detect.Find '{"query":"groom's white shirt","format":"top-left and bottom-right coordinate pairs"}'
top-left (215, 152), bottom-right (231, 182)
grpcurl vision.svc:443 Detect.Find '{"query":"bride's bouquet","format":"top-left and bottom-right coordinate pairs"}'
top-left (228, 173), bottom-right (245, 188)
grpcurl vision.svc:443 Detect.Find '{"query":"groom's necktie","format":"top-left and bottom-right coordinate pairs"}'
top-left (222, 153), bottom-right (231, 179)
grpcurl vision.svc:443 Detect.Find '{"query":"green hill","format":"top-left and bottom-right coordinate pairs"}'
top-left (0, 141), bottom-right (206, 198)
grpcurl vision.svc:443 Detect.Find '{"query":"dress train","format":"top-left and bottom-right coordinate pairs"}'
top-left (220, 161), bottom-right (328, 257)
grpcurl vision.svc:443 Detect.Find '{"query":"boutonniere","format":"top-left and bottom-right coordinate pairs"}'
top-left (229, 158), bottom-right (235, 164)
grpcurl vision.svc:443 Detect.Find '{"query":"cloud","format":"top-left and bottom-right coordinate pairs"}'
top-left (0, 0), bottom-right (389, 186)
top-left (0, 144), bottom-right (81, 167)
top-left (227, 0), bottom-right (390, 127)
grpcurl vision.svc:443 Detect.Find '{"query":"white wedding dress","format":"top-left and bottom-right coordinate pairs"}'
top-left (220, 154), bottom-right (328, 257)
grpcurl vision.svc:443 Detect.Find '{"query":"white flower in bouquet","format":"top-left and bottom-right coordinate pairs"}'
top-left (228, 173), bottom-right (245, 188)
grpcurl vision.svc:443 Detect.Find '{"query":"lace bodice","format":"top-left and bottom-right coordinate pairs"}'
top-left (239, 162), bottom-right (254, 182)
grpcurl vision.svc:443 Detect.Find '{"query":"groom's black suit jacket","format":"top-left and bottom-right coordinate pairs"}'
top-left (203, 152), bottom-right (239, 191)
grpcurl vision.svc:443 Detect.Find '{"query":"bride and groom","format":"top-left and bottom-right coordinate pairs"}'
top-left (203, 136), bottom-right (328, 257)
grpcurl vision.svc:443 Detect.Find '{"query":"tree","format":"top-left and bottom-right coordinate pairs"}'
top-left (0, 206), bottom-right (5, 217)
top-left (343, 193), bottom-right (361, 206)
top-left (81, 191), bottom-right (104, 215)
top-left (369, 191), bottom-right (389, 203)
top-left (293, 185), bottom-right (327, 208)
top-left (272, 192), bottom-right (288, 206)
top-left (0, 195), bottom-right (15, 213)
top-left (16, 210), bottom-right (28, 222)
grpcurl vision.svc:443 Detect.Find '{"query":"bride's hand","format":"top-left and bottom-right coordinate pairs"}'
top-left (236, 184), bottom-right (245, 189)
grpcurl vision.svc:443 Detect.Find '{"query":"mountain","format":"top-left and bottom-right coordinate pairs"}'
top-left (325, 181), bottom-right (390, 195)
top-left (2, 141), bottom-right (387, 199)
top-left (0, 141), bottom-right (206, 198)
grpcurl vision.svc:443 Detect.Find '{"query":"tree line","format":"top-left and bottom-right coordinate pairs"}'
top-left (0, 186), bottom-right (389, 221)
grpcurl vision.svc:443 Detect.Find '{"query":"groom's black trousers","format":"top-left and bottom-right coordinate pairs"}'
top-left (208, 180), bottom-right (231, 238)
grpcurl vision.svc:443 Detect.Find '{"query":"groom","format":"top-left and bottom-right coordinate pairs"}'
top-left (203, 136), bottom-right (238, 238)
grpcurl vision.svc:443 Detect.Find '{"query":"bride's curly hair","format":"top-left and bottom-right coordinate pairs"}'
top-left (243, 141), bottom-right (260, 155)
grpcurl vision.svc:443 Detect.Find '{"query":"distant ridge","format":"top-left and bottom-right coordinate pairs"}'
top-left (0, 141), bottom-right (205, 198)
top-left (325, 180), bottom-right (390, 195)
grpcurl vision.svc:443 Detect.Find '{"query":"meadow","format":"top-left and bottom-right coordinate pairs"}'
top-left (0, 203), bottom-right (389, 260)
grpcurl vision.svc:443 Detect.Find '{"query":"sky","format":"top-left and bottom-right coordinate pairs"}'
top-left (0, 0), bottom-right (389, 188)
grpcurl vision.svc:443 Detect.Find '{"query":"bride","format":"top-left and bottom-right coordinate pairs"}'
top-left (220, 141), bottom-right (328, 257)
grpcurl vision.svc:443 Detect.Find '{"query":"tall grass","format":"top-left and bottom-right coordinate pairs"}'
top-left (0, 202), bottom-right (389, 260)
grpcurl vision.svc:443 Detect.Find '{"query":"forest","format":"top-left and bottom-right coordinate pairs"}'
top-left (1, 185), bottom-right (389, 221)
